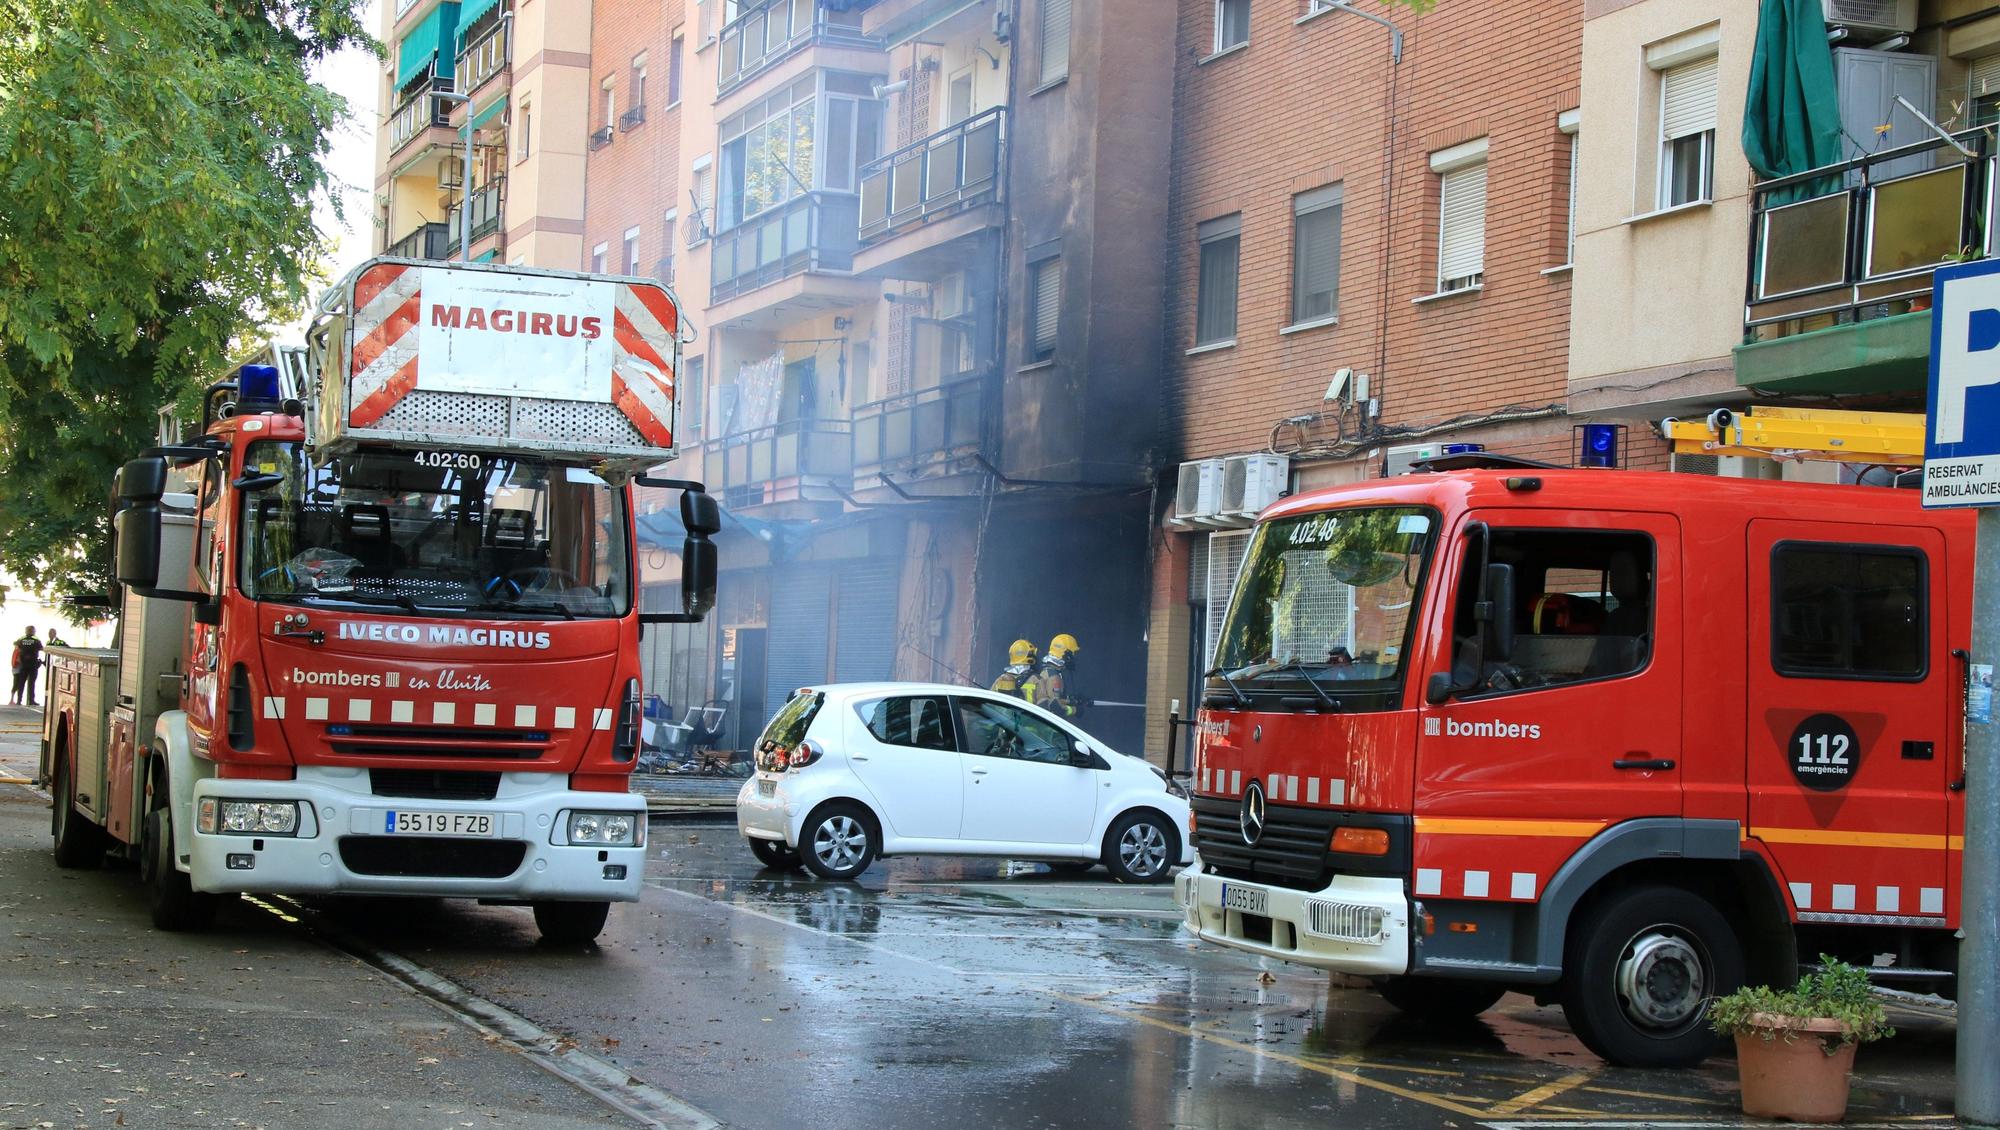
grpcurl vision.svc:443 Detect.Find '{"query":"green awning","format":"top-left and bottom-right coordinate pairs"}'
top-left (474, 249), bottom-right (498, 263)
top-left (395, 2), bottom-right (461, 90)
top-left (469, 95), bottom-right (507, 130)
top-left (453, 0), bottom-right (501, 56)
top-left (1743, 0), bottom-right (1843, 197)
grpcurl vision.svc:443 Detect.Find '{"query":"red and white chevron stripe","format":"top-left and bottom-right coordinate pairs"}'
top-left (609, 281), bottom-right (679, 447)
top-left (349, 262), bottom-right (424, 427)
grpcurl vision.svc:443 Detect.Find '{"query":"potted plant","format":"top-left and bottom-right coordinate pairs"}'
top-left (1709, 957), bottom-right (1893, 1123)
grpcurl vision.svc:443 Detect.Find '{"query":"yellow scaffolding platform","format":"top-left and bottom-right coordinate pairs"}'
top-left (1660, 405), bottom-right (1925, 465)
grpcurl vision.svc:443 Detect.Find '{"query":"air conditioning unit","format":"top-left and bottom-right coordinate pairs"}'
top-left (1385, 442), bottom-right (1442, 477)
top-left (1822, 0), bottom-right (1915, 33)
top-left (1220, 454), bottom-right (1290, 519)
top-left (1173, 459), bottom-right (1225, 524)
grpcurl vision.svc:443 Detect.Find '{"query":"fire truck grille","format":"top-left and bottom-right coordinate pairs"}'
top-left (369, 769), bottom-right (502, 801)
top-left (1192, 795), bottom-right (1342, 890)
top-left (338, 836), bottom-right (526, 879)
top-left (327, 724), bottom-right (554, 761)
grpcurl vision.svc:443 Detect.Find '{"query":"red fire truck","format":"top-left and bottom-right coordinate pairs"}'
top-left (1174, 466), bottom-right (1971, 1066)
top-left (40, 258), bottom-right (717, 944)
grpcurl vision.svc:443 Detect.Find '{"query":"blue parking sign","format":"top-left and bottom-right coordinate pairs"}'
top-left (1925, 258), bottom-right (2000, 508)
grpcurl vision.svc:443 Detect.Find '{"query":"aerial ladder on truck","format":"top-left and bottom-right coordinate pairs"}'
top-left (1661, 405), bottom-right (1927, 468)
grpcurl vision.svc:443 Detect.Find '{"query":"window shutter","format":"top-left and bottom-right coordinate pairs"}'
top-left (1041, 0), bottom-right (1071, 84)
top-left (1032, 259), bottom-right (1061, 356)
top-left (1660, 56), bottom-right (1718, 141)
top-left (1974, 55), bottom-right (2000, 99)
top-left (1292, 186), bottom-right (1342, 323)
top-left (1437, 162), bottom-right (1487, 286)
top-left (1205, 531), bottom-right (1249, 667)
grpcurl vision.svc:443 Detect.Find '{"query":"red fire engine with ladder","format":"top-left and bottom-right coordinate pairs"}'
top-left (39, 258), bottom-right (718, 944)
top-left (1174, 406), bottom-right (1969, 1067)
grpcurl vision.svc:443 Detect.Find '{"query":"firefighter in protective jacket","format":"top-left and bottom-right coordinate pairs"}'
top-left (990, 639), bottom-right (1040, 701)
top-left (1033, 634), bottom-right (1082, 718)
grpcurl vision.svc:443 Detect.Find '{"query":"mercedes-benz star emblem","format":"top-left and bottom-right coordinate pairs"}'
top-left (1240, 780), bottom-right (1267, 847)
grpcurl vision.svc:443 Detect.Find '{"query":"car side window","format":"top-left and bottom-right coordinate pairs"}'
top-left (1447, 528), bottom-right (1654, 696)
top-left (954, 698), bottom-right (1072, 764)
top-left (856, 696), bottom-right (955, 751)
top-left (1771, 542), bottom-right (1926, 681)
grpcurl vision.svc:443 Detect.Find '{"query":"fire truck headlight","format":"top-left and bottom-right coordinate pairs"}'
top-left (203, 799), bottom-right (300, 836)
top-left (564, 810), bottom-right (642, 847)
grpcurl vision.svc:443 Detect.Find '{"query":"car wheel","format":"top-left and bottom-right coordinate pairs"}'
top-left (534, 900), bottom-right (611, 945)
top-left (51, 751), bottom-right (105, 869)
top-left (801, 803), bottom-right (877, 881)
top-left (143, 794), bottom-right (217, 932)
top-left (1560, 883), bottom-right (1743, 1068)
top-left (1376, 976), bottom-right (1507, 1019)
top-left (1103, 809), bottom-right (1179, 884)
top-left (748, 836), bottom-right (802, 870)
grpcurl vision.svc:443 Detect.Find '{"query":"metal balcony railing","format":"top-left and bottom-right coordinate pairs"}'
top-left (859, 107), bottom-right (1005, 243)
top-left (620, 105), bottom-right (647, 131)
top-left (716, 0), bottom-right (880, 96)
top-left (445, 179), bottom-right (505, 252)
top-left (455, 20), bottom-right (508, 95)
top-left (712, 419), bottom-right (853, 508)
top-left (388, 78), bottom-right (454, 154)
top-left (1747, 129), bottom-right (1992, 333)
top-left (711, 191), bottom-right (859, 303)
top-left (852, 373), bottom-right (985, 473)
top-left (589, 125), bottom-right (614, 151)
top-left (387, 222), bottom-right (452, 260)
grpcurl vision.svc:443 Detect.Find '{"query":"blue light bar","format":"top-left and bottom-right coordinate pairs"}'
top-left (1581, 423), bottom-right (1620, 468)
top-left (238, 364), bottom-right (282, 402)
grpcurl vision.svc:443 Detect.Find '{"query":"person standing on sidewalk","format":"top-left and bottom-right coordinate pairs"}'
top-left (10, 627), bottom-right (43, 707)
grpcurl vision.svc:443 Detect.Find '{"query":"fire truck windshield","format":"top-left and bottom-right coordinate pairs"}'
top-left (237, 442), bottom-right (630, 619)
top-left (1210, 506), bottom-right (1435, 700)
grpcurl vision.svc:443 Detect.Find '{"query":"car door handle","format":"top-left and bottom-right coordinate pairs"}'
top-left (851, 755), bottom-right (870, 762)
top-left (970, 768), bottom-right (989, 776)
top-left (1613, 757), bottom-right (1676, 771)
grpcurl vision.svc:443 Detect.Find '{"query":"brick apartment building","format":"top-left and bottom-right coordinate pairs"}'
top-left (1146, 0), bottom-right (1591, 750)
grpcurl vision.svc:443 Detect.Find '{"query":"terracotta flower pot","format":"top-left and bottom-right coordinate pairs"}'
top-left (1734, 1013), bottom-right (1858, 1123)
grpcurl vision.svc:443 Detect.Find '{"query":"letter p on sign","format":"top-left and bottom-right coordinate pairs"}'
top-left (1933, 271), bottom-right (2000, 446)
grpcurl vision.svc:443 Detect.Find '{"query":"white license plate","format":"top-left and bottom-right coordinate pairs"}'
top-left (757, 779), bottom-right (777, 797)
top-left (1222, 884), bottom-right (1268, 916)
top-left (383, 811), bottom-right (496, 837)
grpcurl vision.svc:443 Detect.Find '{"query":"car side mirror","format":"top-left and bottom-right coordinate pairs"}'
top-left (1069, 741), bottom-right (1097, 769)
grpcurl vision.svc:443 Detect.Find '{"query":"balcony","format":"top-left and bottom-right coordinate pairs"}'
top-left (388, 79), bottom-right (454, 156)
top-left (852, 373), bottom-right (987, 492)
top-left (444, 178), bottom-right (506, 254)
top-left (387, 222), bottom-right (452, 260)
top-left (711, 419), bottom-right (853, 515)
top-left (711, 191), bottom-right (860, 304)
top-left (716, 0), bottom-right (880, 97)
top-left (1738, 130), bottom-right (1990, 395)
top-left (454, 20), bottom-right (508, 97)
top-left (854, 108), bottom-right (1004, 280)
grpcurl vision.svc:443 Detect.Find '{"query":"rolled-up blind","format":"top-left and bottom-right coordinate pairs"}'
top-left (1438, 163), bottom-right (1487, 287)
top-left (1661, 56), bottom-right (1718, 141)
top-left (1041, 0), bottom-right (1071, 84)
top-left (1032, 259), bottom-right (1061, 356)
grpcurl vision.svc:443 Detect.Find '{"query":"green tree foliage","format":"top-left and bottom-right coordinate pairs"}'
top-left (0, 0), bottom-right (372, 602)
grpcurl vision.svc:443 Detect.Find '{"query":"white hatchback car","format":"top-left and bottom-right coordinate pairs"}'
top-left (737, 683), bottom-right (1192, 883)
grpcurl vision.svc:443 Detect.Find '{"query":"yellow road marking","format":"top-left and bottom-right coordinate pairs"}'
top-left (1045, 989), bottom-right (1490, 1118)
top-left (1754, 827), bottom-right (1960, 851)
top-left (1487, 1070), bottom-right (1596, 1117)
top-left (1415, 817), bottom-right (1607, 838)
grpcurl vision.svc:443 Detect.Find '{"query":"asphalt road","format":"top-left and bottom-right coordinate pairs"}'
top-left (0, 701), bottom-right (1966, 1128)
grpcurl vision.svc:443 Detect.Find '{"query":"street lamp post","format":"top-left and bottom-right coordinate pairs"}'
top-left (431, 89), bottom-right (473, 261)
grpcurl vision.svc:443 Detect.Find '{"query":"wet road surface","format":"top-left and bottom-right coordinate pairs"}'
top-left (315, 824), bottom-right (1962, 1128)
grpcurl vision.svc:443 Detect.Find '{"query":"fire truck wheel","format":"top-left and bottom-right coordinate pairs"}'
top-left (1375, 976), bottom-right (1507, 1019)
top-left (1560, 883), bottom-right (1743, 1068)
top-left (143, 804), bottom-right (217, 932)
top-left (533, 900), bottom-right (610, 945)
top-left (801, 802), bottom-right (878, 881)
top-left (1103, 810), bottom-right (1180, 884)
top-left (747, 836), bottom-right (803, 870)
top-left (50, 752), bottom-right (105, 869)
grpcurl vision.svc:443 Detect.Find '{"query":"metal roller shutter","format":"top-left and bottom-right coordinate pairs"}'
top-left (763, 566), bottom-right (832, 727)
top-left (835, 559), bottom-right (903, 682)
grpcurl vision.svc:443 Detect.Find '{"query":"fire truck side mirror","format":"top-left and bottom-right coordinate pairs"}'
top-left (1481, 562), bottom-right (1516, 663)
top-left (681, 489), bottom-right (722, 537)
top-left (680, 534), bottom-right (718, 619)
top-left (114, 502), bottom-right (162, 589)
top-left (116, 456), bottom-right (168, 503)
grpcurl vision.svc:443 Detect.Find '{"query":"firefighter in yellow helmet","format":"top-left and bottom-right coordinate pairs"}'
top-left (1033, 633), bottom-right (1082, 718)
top-left (990, 638), bottom-right (1040, 701)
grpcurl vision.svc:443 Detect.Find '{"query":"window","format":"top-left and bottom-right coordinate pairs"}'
top-left (1657, 55), bottom-right (1716, 208)
top-left (1290, 185), bottom-right (1342, 325)
top-left (683, 354), bottom-right (705, 437)
top-left (955, 697), bottom-right (1073, 764)
top-left (1430, 138), bottom-right (1487, 293)
top-left (1558, 109), bottom-right (1580, 265)
top-left (590, 241), bottom-right (608, 273)
top-left (1213, 0), bottom-right (1249, 54)
top-left (1029, 256), bottom-right (1061, 360)
top-left (661, 210), bottom-right (677, 282)
top-left (519, 101), bottom-right (532, 158)
top-left (857, 695), bottom-right (955, 751)
top-left (632, 55), bottom-right (648, 109)
top-left (716, 76), bottom-right (822, 229)
top-left (1772, 544), bottom-right (1926, 680)
top-left (668, 31), bottom-right (685, 105)
top-left (624, 225), bottom-right (642, 276)
top-left (601, 74), bottom-right (617, 130)
top-left (1195, 213), bottom-right (1240, 346)
top-left (1039, 0), bottom-right (1071, 85)
top-left (948, 69), bottom-right (974, 125)
top-left (755, 690), bottom-right (823, 758)
top-left (1447, 529), bottom-right (1655, 695)
top-left (1197, 530), bottom-right (1250, 669)
top-left (821, 92), bottom-right (882, 193)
